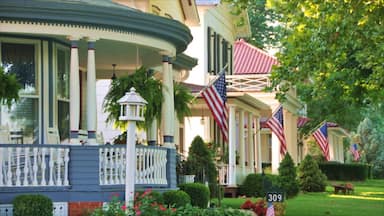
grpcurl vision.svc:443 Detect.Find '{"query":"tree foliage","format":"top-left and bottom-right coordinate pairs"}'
top-left (298, 154), bottom-right (327, 192)
top-left (268, 0), bottom-right (384, 130)
top-left (0, 66), bottom-right (21, 107)
top-left (222, 0), bottom-right (283, 49)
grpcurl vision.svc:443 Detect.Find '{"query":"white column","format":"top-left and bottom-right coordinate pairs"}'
top-left (69, 38), bottom-right (80, 144)
top-left (228, 105), bottom-right (237, 186)
top-left (271, 133), bottom-right (280, 174)
top-left (255, 116), bottom-right (262, 174)
top-left (87, 39), bottom-right (97, 144)
top-left (248, 113), bottom-right (255, 173)
top-left (125, 120), bottom-right (136, 207)
top-left (161, 55), bottom-right (175, 148)
top-left (148, 119), bottom-right (157, 146)
top-left (238, 109), bottom-right (245, 178)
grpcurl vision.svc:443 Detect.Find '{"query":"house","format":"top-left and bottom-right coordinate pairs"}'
top-left (0, 0), bottom-right (198, 215)
top-left (181, 0), bottom-right (303, 192)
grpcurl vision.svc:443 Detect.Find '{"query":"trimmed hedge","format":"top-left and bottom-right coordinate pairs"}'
top-left (319, 162), bottom-right (370, 181)
top-left (13, 194), bottom-right (53, 216)
top-left (163, 190), bottom-right (191, 207)
top-left (179, 183), bottom-right (210, 208)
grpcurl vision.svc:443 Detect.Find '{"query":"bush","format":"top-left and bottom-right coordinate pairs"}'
top-left (163, 190), bottom-right (191, 207)
top-left (239, 174), bottom-right (264, 197)
top-left (277, 153), bottom-right (299, 198)
top-left (179, 183), bottom-right (210, 208)
top-left (185, 136), bottom-right (217, 187)
top-left (13, 194), bottom-right (53, 216)
top-left (298, 155), bottom-right (327, 192)
top-left (318, 162), bottom-right (370, 180)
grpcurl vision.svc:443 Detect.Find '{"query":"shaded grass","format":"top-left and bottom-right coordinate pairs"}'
top-left (213, 179), bottom-right (384, 216)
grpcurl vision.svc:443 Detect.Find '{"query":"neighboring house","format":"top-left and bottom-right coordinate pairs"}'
top-left (301, 122), bottom-right (349, 163)
top-left (183, 0), bottom-right (271, 187)
top-left (182, 0), bottom-right (303, 191)
top-left (0, 0), bottom-right (198, 215)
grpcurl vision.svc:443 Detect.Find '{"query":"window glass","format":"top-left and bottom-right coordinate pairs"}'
top-left (1, 42), bottom-right (39, 144)
top-left (56, 47), bottom-right (70, 143)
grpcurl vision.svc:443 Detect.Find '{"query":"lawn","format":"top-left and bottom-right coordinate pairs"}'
top-left (215, 179), bottom-right (384, 216)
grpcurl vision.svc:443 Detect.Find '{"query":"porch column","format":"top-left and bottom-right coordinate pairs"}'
top-left (255, 116), bottom-right (262, 174)
top-left (161, 55), bottom-right (175, 148)
top-left (228, 105), bottom-right (237, 186)
top-left (86, 39), bottom-right (97, 144)
top-left (238, 109), bottom-right (245, 179)
top-left (69, 38), bottom-right (80, 144)
top-left (148, 119), bottom-right (157, 146)
top-left (248, 113), bottom-right (255, 173)
top-left (271, 133), bottom-right (280, 174)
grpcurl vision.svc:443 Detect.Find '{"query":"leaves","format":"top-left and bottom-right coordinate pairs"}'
top-left (0, 66), bottom-right (21, 107)
top-left (269, 0), bottom-right (384, 130)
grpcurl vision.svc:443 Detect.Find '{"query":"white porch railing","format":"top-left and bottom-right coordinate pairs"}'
top-left (217, 163), bottom-right (229, 185)
top-left (99, 146), bottom-right (167, 185)
top-left (0, 146), bottom-right (70, 187)
top-left (225, 74), bottom-right (271, 91)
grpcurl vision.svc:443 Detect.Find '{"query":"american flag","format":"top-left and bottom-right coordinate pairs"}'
top-left (312, 122), bottom-right (330, 161)
top-left (266, 202), bottom-right (275, 216)
top-left (266, 105), bottom-right (287, 156)
top-left (201, 72), bottom-right (228, 141)
top-left (350, 143), bottom-right (360, 161)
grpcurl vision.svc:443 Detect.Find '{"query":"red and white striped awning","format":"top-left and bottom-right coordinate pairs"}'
top-left (234, 39), bottom-right (278, 74)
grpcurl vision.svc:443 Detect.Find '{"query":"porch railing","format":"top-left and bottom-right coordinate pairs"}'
top-left (99, 145), bottom-right (168, 185)
top-left (217, 163), bottom-right (229, 185)
top-left (0, 145), bottom-right (70, 187)
top-left (226, 74), bottom-right (271, 91)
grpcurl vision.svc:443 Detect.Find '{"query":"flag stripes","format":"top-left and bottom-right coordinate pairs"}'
top-left (266, 105), bottom-right (287, 156)
top-left (312, 122), bottom-right (330, 161)
top-left (201, 72), bottom-right (228, 141)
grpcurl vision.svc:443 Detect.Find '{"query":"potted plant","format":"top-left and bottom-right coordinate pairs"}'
top-left (177, 160), bottom-right (195, 184)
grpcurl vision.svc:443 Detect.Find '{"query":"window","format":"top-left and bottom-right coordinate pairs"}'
top-left (56, 47), bottom-right (70, 143)
top-left (1, 41), bottom-right (39, 144)
top-left (207, 27), bottom-right (233, 75)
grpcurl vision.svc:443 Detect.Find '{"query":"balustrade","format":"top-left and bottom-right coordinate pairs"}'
top-left (0, 145), bottom-right (70, 187)
top-left (99, 145), bottom-right (168, 185)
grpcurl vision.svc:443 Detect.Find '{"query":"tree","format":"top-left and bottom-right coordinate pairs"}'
top-left (268, 0), bottom-right (384, 130)
top-left (0, 66), bottom-right (21, 107)
top-left (298, 155), bottom-right (327, 192)
top-left (222, 0), bottom-right (283, 50)
top-left (277, 153), bottom-right (299, 198)
top-left (356, 107), bottom-right (384, 178)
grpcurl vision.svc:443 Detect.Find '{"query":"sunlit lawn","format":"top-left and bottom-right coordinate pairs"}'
top-left (215, 179), bottom-right (384, 216)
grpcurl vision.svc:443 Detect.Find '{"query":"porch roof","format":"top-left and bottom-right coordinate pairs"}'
top-left (234, 39), bottom-right (278, 75)
top-left (0, 0), bottom-right (192, 54)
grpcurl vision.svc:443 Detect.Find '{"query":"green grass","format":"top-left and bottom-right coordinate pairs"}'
top-left (213, 179), bottom-right (384, 216)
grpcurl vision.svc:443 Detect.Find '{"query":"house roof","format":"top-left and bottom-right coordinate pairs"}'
top-left (234, 39), bottom-right (278, 74)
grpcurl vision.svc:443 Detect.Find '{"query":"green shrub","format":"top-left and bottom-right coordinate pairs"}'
top-left (13, 194), bottom-right (53, 216)
top-left (298, 155), bottom-right (327, 192)
top-left (179, 183), bottom-right (210, 208)
top-left (318, 162), bottom-right (370, 180)
top-left (239, 174), bottom-right (264, 197)
top-left (136, 190), bottom-right (164, 204)
top-left (185, 136), bottom-right (217, 188)
top-left (163, 190), bottom-right (191, 207)
top-left (277, 153), bottom-right (299, 198)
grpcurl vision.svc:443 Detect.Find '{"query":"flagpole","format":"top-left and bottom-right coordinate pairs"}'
top-left (192, 64), bottom-right (228, 102)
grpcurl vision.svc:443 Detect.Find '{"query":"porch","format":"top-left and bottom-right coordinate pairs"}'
top-left (0, 144), bottom-right (176, 204)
